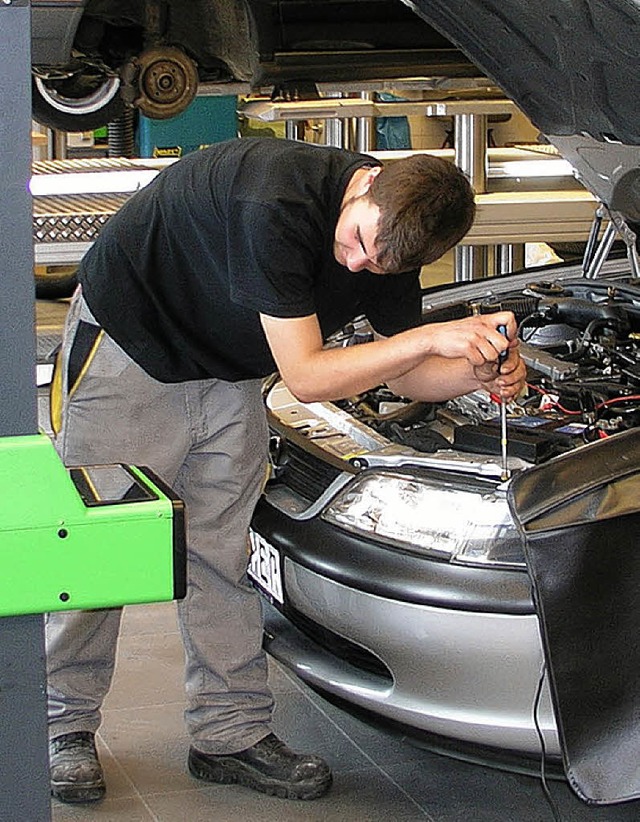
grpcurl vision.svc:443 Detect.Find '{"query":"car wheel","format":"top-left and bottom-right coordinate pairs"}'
top-left (34, 266), bottom-right (78, 300)
top-left (32, 68), bottom-right (125, 132)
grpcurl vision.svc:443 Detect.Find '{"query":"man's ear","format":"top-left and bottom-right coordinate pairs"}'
top-left (360, 165), bottom-right (382, 195)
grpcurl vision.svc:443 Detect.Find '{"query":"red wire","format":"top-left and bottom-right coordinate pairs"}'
top-left (525, 383), bottom-right (582, 415)
top-left (526, 384), bottom-right (640, 414)
top-left (597, 393), bottom-right (640, 409)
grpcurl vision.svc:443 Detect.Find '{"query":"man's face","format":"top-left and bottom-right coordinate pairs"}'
top-left (334, 195), bottom-right (385, 274)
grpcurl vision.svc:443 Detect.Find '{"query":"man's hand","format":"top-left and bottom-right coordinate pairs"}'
top-left (386, 311), bottom-right (524, 403)
top-left (420, 312), bottom-right (517, 366)
top-left (473, 340), bottom-right (526, 401)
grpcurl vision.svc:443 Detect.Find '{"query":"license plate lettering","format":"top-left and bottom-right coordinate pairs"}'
top-left (248, 531), bottom-right (284, 604)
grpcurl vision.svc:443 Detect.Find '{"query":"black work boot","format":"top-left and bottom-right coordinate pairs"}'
top-left (49, 731), bottom-right (106, 804)
top-left (188, 733), bottom-right (332, 800)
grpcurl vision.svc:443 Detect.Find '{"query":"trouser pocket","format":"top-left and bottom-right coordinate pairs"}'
top-left (50, 320), bottom-right (103, 435)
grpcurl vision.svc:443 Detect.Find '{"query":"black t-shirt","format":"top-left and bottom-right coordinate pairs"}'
top-left (79, 138), bottom-right (421, 382)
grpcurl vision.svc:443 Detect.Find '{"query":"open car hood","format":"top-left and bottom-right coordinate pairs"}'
top-left (403, 1), bottom-right (640, 231)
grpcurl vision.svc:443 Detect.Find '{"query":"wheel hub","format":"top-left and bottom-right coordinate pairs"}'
top-left (133, 46), bottom-right (198, 120)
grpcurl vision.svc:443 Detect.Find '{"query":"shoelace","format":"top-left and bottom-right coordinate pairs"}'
top-left (51, 734), bottom-right (95, 756)
top-left (255, 734), bottom-right (287, 757)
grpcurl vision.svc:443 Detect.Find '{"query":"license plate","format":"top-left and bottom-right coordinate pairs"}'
top-left (248, 530), bottom-right (284, 604)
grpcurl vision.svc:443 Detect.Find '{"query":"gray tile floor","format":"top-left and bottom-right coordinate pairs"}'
top-left (36, 297), bottom-right (640, 822)
top-left (49, 600), bottom-right (640, 822)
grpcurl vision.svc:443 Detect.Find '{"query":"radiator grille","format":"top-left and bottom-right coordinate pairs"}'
top-left (278, 438), bottom-right (342, 503)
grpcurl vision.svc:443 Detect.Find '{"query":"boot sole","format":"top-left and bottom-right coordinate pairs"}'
top-left (51, 781), bottom-right (106, 804)
top-left (188, 750), bottom-right (332, 800)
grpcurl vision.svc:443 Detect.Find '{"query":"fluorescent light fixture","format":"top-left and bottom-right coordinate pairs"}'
top-left (492, 159), bottom-right (573, 178)
top-left (30, 168), bottom-right (161, 197)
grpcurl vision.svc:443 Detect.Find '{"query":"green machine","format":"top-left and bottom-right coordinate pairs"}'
top-left (1, 433), bottom-right (186, 617)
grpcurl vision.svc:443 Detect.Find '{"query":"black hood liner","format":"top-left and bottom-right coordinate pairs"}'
top-left (403, 0), bottom-right (640, 146)
top-left (508, 429), bottom-right (640, 804)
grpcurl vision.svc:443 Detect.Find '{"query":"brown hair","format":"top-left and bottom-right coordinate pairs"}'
top-left (368, 154), bottom-right (476, 273)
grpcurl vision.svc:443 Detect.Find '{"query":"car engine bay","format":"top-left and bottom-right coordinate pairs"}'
top-left (266, 264), bottom-right (640, 481)
top-left (343, 275), bottom-right (640, 462)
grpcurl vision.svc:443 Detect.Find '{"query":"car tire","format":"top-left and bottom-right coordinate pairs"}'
top-left (32, 72), bottom-right (125, 132)
top-left (35, 267), bottom-right (78, 300)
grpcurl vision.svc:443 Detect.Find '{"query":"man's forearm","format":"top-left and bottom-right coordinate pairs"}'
top-left (386, 355), bottom-right (480, 402)
top-left (262, 311), bottom-right (518, 404)
top-left (285, 334), bottom-right (434, 403)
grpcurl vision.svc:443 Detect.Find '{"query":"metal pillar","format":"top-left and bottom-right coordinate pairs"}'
top-left (495, 243), bottom-right (525, 275)
top-left (0, 2), bottom-right (52, 820)
top-left (354, 92), bottom-right (375, 154)
top-left (285, 120), bottom-right (305, 141)
top-left (322, 93), bottom-right (347, 148)
top-left (454, 112), bottom-right (488, 281)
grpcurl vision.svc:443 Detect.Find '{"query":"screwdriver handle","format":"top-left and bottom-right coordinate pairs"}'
top-left (497, 324), bottom-right (508, 373)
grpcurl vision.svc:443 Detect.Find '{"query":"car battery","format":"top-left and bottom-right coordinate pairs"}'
top-left (453, 418), bottom-right (575, 463)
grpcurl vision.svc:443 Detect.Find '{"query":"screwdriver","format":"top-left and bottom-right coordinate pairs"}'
top-left (497, 325), bottom-right (510, 481)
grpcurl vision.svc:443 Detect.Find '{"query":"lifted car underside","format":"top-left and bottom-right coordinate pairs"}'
top-left (31, 0), bottom-right (478, 130)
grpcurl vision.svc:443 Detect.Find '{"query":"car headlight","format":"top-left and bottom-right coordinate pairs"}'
top-left (322, 470), bottom-right (524, 567)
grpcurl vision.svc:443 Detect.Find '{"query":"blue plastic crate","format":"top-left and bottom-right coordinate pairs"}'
top-left (136, 95), bottom-right (238, 158)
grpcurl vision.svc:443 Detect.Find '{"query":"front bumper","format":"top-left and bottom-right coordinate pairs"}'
top-left (252, 496), bottom-right (561, 761)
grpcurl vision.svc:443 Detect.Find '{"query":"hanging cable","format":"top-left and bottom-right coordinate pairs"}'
top-left (533, 660), bottom-right (563, 821)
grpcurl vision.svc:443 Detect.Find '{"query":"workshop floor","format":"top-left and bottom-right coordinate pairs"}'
top-left (37, 289), bottom-right (639, 822)
top-left (47, 601), bottom-right (640, 822)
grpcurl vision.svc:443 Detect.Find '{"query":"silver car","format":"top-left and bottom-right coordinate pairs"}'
top-left (248, 0), bottom-right (640, 780)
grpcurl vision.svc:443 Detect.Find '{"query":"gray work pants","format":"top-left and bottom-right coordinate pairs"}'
top-left (46, 288), bottom-right (274, 754)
